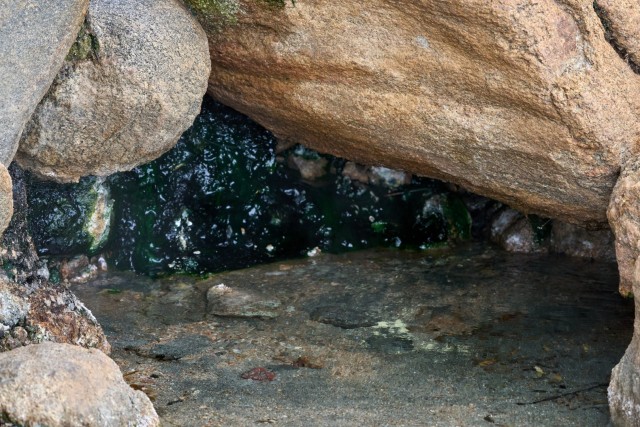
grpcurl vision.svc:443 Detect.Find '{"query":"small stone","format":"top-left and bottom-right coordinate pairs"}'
top-left (306, 247), bottom-right (321, 257)
top-left (490, 209), bottom-right (537, 253)
top-left (288, 154), bottom-right (328, 181)
top-left (368, 166), bottom-right (411, 189)
top-left (97, 256), bottom-right (108, 271)
top-left (10, 326), bottom-right (28, 344)
top-left (60, 255), bottom-right (90, 281)
top-left (550, 221), bottom-right (615, 261)
top-left (342, 162), bottom-right (370, 185)
top-left (241, 367), bottom-right (276, 382)
top-left (0, 280), bottom-right (29, 328)
top-left (207, 286), bottom-right (281, 319)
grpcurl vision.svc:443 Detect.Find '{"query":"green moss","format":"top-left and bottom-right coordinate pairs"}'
top-left (49, 268), bottom-right (61, 285)
top-left (66, 21), bottom-right (99, 62)
top-left (2, 262), bottom-right (15, 282)
top-left (371, 221), bottom-right (388, 234)
top-left (182, 0), bottom-right (295, 31)
top-left (261, 0), bottom-right (295, 7)
top-left (442, 194), bottom-right (471, 241)
top-left (183, 0), bottom-right (241, 30)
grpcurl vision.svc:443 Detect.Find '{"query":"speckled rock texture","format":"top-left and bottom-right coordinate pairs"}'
top-left (550, 221), bottom-right (615, 262)
top-left (16, 0), bottom-right (211, 183)
top-left (0, 165), bottom-right (13, 236)
top-left (596, 0), bottom-right (640, 66)
top-left (206, 0), bottom-right (640, 227)
top-left (0, 279), bottom-right (111, 354)
top-left (608, 159), bottom-right (640, 426)
top-left (0, 280), bottom-right (29, 330)
top-left (0, 342), bottom-right (158, 427)
top-left (608, 160), bottom-right (640, 297)
top-left (0, 0), bottom-right (88, 166)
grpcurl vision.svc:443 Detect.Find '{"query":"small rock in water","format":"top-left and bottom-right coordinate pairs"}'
top-left (490, 209), bottom-right (537, 253)
top-left (306, 247), bottom-right (321, 257)
top-left (550, 221), bottom-right (615, 261)
top-left (207, 285), bottom-right (281, 319)
top-left (287, 153), bottom-right (328, 181)
top-left (97, 256), bottom-right (108, 271)
top-left (241, 367), bottom-right (276, 382)
top-left (369, 166), bottom-right (411, 189)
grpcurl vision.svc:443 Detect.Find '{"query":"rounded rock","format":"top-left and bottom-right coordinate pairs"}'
top-left (16, 0), bottom-right (211, 182)
top-left (0, 342), bottom-right (158, 426)
top-left (0, 0), bottom-right (89, 165)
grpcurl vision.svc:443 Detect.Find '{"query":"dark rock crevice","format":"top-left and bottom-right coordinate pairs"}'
top-left (593, 1), bottom-right (640, 74)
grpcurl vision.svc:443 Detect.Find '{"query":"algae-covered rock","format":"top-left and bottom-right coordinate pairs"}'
top-left (26, 98), bottom-right (471, 274)
top-left (104, 100), bottom-right (456, 273)
top-left (26, 175), bottom-right (113, 256)
top-left (16, 0), bottom-right (210, 182)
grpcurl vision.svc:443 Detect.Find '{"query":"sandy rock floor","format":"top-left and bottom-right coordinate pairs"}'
top-left (73, 243), bottom-right (632, 426)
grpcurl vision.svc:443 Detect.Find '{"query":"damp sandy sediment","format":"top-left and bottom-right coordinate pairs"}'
top-left (73, 243), bottom-right (633, 426)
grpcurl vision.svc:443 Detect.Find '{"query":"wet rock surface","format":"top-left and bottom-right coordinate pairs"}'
top-left (24, 97), bottom-right (618, 277)
top-left (73, 243), bottom-right (632, 426)
top-left (490, 209), bottom-right (539, 254)
top-left (0, 342), bottom-right (158, 427)
top-left (207, 284), bottom-right (282, 319)
top-left (550, 222), bottom-right (616, 262)
top-left (26, 98), bottom-right (473, 275)
top-left (0, 279), bottom-right (110, 353)
top-left (0, 165), bottom-right (110, 353)
top-left (16, 0), bottom-right (210, 182)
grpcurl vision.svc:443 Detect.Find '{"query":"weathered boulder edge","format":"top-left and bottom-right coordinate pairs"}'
top-left (16, 0), bottom-right (211, 183)
top-left (0, 0), bottom-right (89, 165)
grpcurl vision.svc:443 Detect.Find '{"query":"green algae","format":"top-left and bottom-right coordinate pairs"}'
top-left (182, 0), bottom-right (240, 31)
top-left (66, 20), bottom-right (99, 62)
top-left (26, 175), bottom-right (111, 256)
top-left (26, 97), bottom-right (472, 275)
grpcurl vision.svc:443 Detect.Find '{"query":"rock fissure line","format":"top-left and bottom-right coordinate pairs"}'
top-left (593, 1), bottom-right (640, 74)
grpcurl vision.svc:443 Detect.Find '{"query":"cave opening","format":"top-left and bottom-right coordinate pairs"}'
top-left (20, 97), bottom-right (634, 425)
